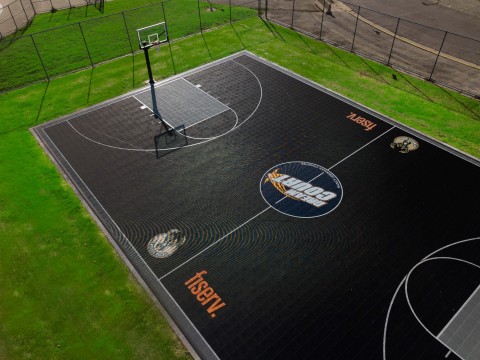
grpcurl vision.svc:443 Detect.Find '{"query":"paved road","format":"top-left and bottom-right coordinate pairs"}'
top-left (264, 0), bottom-right (480, 96)
top-left (344, 0), bottom-right (480, 40)
top-left (0, 0), bottom-right (91, 38)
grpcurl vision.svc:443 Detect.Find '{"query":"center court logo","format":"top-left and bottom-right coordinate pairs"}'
top-left (260, 161), bottom-right (343, 218)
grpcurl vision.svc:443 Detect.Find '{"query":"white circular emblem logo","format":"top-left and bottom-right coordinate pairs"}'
top-left (260, 161), bottom-right (343, 218)
top-left (147, 229), bottom-right (186, 258)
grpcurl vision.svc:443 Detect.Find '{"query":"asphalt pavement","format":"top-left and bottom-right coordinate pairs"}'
top-left (344, 0), bottom-right (480, 40)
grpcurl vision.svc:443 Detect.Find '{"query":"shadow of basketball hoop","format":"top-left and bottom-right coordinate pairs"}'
top-left (153, 123), bottom-right (188, 159)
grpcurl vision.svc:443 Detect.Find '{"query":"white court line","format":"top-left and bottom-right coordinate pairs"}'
top-left (181, 77), bottom-right (230, 110)
top-left (437, 283), bottom-right (480, 339)
top-left (133, 77), bottom-right (232, 119)
top-left (132, 94), bottom-right (233, 132)
top-left (383, 237), bottom-right (480, 360)
top-left (67, 119), bottom-right (158, 152)
top-left (40, 52), bottom-right (248, 132)
top-left (67, 93), bottom-right (235, 150)
top-left (329, 127), bottom-right (395, 170)
top-left (130, 95), bottom-right (239, 141)
top-left (44, 54), bottom-right (263, 153)
top-left (383, 275), bottom-right (407, 360)
top-left (41, 128), bottom-right (220, 360)
top-left (159, 207), bottom-right (271, 281)
top-left (404, 256), bottom-right (480, 360)
top-left (37, 50), bottom-right (480, 360)
top-left (133, 77), bottom-right (235, 126)
top-left (66, 120), bottom-right (191, 165)
top-left (247, 51), bottom-right (480, 167)
top-left (131, 59), bottom-right (263, 148)
top-left (163, 125), bottom-right (397, 277)
top-left (185, 109), bottom-right (238, 139)
top-left (404, 257), bottom-right (480, 339)
top-left (274, 126), bottom-right (395, 206)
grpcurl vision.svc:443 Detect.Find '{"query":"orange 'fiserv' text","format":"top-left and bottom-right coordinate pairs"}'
top-left (185, 270), bottom-right (226, 318)
top-left (346, 111), bottom-right (377, 131)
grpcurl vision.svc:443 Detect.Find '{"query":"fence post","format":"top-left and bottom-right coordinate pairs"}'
top-left (429, 30), bottom-right (448, 81)
top-left (19, 0), bottom-right (29, 23)
top-left (31, 35), bottom-right (49, 80)
top-left (121, 11), bottom-right (134, 53)
top-left (319, 0), bottom-right (326, 40)
top-left (265, 0), bottom-right (268, 19)
top-left (258, 0), bottom-right (261, 17)
top-left (161, 1), bottom-right (176, 74)
top-left (351, 6), bottom-right (361, 52)
top-left (7, 5), bottom-right (19, 31)
top-left (291, 0), bottom-right (296, 28)
top-left (197, 0), bottom-right (203, 34)
top-left (387, 17), bottom-right (400, 66)
top-left (161, 1), bottom-right (168, 35)
top-left (30, 0), bottom-right (37, 15)
top-left (78, 22), bottom-right (94, 67)
top-left (229, 0), bottom-right (232, 23)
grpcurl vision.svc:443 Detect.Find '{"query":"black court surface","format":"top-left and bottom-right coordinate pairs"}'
top-left (32, 51), bottom-right (480, 360)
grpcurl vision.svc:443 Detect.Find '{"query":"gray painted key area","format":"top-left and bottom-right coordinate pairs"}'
top-left (134, 78), bottom-right (231, 129)
top-left (439, 284), bottom-right (480, 360)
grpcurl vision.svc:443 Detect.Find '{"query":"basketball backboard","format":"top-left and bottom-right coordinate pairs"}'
top-left (136, 21), bottom-right (168, 49)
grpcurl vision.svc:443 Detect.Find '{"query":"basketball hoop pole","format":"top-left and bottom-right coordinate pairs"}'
top-left (141, 41), bottom-right (172, 135)
top-left (142, 43), bottom-right (155, 85)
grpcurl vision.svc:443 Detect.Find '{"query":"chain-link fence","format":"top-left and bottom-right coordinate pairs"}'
top-left (1, 0), bottom-right (479, 97)
top-left (30, 0), bottom-right (103, 15)
top-left (0, 0), bottom-right (258, 93)
top-left (0, 0), bottom-right (35, 39)
top-left (263, 0), bottom-right (480, 98)
top-left (0, 0), bottom-right (104, 39)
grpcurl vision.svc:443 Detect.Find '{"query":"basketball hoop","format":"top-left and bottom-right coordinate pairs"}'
top-left (136, 21), bottom-right (173, 136)
top-left (136, 21), bottom-right (168, 50)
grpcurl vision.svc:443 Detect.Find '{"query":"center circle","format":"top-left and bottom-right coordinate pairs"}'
top-left (260, 161), bottom-right (343, 218)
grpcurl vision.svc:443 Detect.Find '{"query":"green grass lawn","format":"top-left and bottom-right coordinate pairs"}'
top-left (0, 11), bottom-right (479, 360)
top-left (0, 0), bottom-right (256, 92)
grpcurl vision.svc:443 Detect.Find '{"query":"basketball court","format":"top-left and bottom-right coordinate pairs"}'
top-left (32, 50), bottom-right (480, 360)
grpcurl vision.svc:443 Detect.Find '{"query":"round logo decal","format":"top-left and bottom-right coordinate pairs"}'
top-left (147, 229), bottom-right (186, 258)
top-left (390, 136), bottom-right (419, 153)
top-left (260, 161), bottom-right (343, 218)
